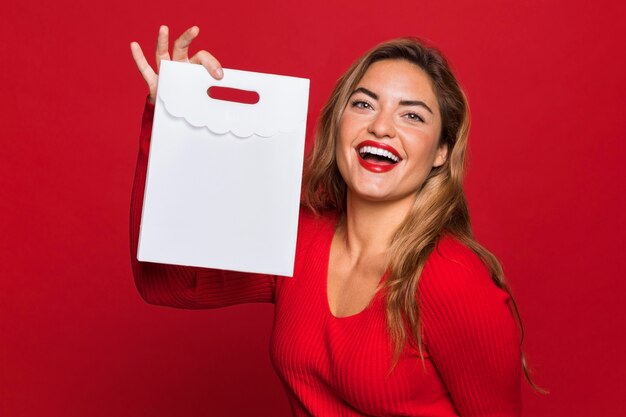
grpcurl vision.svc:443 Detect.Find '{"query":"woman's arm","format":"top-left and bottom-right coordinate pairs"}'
top-left (128, 26), bottom-right (276, 309)
top-left (419, 236), bottom-right (522, 417)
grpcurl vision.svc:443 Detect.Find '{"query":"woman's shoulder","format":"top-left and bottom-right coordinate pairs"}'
top-left (288, 205), bottom-right (339, 276)
top-left (294, 204), bottom-right (338, 250)
top-left (297, 204), bottom-right (338, 234)
top-left (419, 234), bottom-right (509, 303)
top-left (426, 234), bottom-right (489, 274)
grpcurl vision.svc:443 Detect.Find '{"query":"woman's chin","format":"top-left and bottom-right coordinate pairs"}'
top-left (346, 186), bottom-right (414, 206)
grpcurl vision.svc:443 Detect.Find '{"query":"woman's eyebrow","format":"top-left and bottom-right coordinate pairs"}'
top-left (399, 99), bottom-right (433, 115)
top-left (351, 87), bottom-right (434, 115)
top-left (351, 87), bottom-right (379, 100)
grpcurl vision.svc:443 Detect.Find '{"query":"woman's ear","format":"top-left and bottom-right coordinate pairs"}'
top-left (432, 144), bottom-right (448, 168)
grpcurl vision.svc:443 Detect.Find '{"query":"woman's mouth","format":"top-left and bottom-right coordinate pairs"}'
top-left (355, 140), bottom-right (402, 173)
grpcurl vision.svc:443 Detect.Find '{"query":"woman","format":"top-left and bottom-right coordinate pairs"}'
top-left (130, 26), bottom-right (529, 416)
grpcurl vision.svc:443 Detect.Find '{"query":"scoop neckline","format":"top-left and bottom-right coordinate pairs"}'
top-left (323, 215), bottom-right (388, 320)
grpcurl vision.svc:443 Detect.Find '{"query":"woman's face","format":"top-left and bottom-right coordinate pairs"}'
top-left (336, 59), bottom-right (447, 205)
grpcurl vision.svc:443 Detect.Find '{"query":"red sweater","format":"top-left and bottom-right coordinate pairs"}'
top-left (130, 100), bottom-right (522, 416)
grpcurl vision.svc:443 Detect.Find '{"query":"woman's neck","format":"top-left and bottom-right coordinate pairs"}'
top-left (338, 192), bottom-right (414, 258)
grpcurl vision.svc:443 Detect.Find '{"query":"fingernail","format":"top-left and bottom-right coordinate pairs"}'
top-left (216, 68), bottom-right (223, 79)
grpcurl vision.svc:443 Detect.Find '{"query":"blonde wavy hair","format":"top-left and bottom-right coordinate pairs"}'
top-left (303, 37), bottom-right (541, 389)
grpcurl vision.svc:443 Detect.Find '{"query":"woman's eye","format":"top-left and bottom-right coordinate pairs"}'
top-left (351, 100), bottom-right (372, 110)
top-left (405, 112), bottom-right (424, 123)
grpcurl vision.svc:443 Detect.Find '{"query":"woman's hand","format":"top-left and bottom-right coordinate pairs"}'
top-left (130, 25), bottom-right (223, 104)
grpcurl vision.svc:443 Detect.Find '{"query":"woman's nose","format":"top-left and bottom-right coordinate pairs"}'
top-left (367, 110), bottom-right (396, 138)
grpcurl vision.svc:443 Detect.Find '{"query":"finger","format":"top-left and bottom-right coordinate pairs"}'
top-left (190, 50), bottom-right (224, 79)
top-left (155, 25), bottom-right (170, 73)
top-left (172, 26), bottom-right (200, 62)
top-left (131, 42), bottom-right (158, 86)
top-left (130, 42), bottom-right (158, 101)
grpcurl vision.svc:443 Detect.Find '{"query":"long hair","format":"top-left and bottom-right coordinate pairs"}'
top-left (303, 37), bottom-right (541, 390)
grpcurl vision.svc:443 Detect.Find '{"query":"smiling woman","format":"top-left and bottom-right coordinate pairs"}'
top-left (130, 27), bottom-right (537, 417)
top-left (302, 38), bottom-right (539, 408)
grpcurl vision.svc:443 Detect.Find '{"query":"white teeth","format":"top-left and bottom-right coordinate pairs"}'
top-left (358, 145), bottom-right (399, 163)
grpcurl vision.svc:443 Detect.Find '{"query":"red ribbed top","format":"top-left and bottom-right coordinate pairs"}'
top-left (130, 100), bottom-right (522, 416)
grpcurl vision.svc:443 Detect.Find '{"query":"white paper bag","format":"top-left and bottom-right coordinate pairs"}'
top-left (137, 60), bottom-right (310, 277)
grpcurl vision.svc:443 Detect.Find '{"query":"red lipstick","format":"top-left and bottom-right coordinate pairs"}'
top-left (355, 140), bottom-right (402, 173)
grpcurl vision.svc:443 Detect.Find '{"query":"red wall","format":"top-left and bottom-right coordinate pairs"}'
top-left (1, 0), bottom-right (624, 416)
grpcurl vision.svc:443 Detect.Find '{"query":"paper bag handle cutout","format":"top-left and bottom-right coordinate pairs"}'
top-left (207, 86), bottom-right (260, 105)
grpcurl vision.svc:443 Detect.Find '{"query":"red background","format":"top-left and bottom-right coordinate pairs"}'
top-left (1, 0), bottom-right (625, 416)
